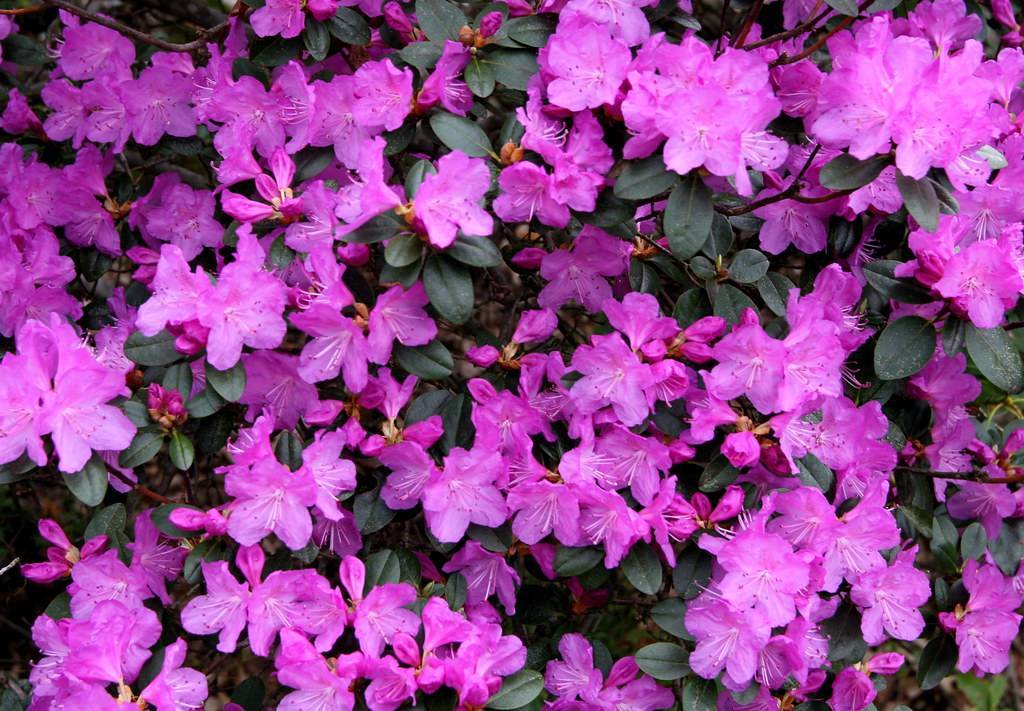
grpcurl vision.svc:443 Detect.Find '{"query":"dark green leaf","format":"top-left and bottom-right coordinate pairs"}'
top-left (406, 160), bottom-right (437, 199)
top-left (796, 454), bottom-right (834, 492)
top-left (395, 340), bottom-right (454, 379)
top-left (651, 598), bottom-right (688, 638)
top-left (622, 542), bottom-right (662, 595)
top-left (429, 112), bottom-right (495, 158)
top-left (683, 678), bottom-right (717, 711)
top-left (124, 330), bottom-right (180, 366)
top-left (702, 213), bottom-right (734, 259)
top-left (554, 546), bottom-right (603, 577)
top-left (327, 7), bottom-right (370, 45)
top-left (862, 260), bottom-right (933, 304)
top-left (162, 363), bottom-right (193, 399)
top-left (614, 156), bottom-right (677, 201)
top-left (629, 260), bottom-right (660, 294)
top-left (918, 635), bottom-right (958, 690)
top-left (504, 15), bottom-right (556, 47)
top-left (168, 431), bottom-right (195, 471)
top-left (354, 487), bottom-right (396, 534)
top-left (85, 503), bottom-right (126, 541)
top-left (874, 316), bottom-right (935, 380)
top-left (344, 213), bottom-right (403, 244)
top-left (728, 249), bottom-right (769, 284)
top-left (712, 283), bottom-right (757, 324)
top-left (416, 0), bottom-right (469, 42)
top-left (825, 0), bottom-right (859, 13)
top-left (635, 643), bottom-right (689, 681)
top-left (664, 174), bottom-right (713, 259)
top-left (448, 235), bottom-right (502, 267)
top-left (385, 233), bottom-right (425, 268)
top-left (206, 360), bottom-right (246, 403)
top-left (186, 386), bottom-right (227, 418)
top-left (942, 315), bottom-right (967, 356)
top-left (822, 601), bottom-right (867, 665)
top-left (273, 431), bottom-right (304, 471)
top-left (673, 289), bottom-right (712, 327)
top-left (253, 36), bottom-right (303, 67)
top-left (896, 171), bottom-right (940, 232)
top-left (965, 324), bottom-right (1024, 393)
top-left (302, 20), bottom-right (331, 61)
top-left (465, 58), bottom-right (496, 97)
top-left (423, 255), bottom-right (475, 324)
top-left (63, 456), bottom-right (108, 507)
top-left (364, 549), bottom-right (402, 591)
top-left (445, 572), bottom-right (468, 609)
top-left (960, 522), bottom-right (987, 561)
top-left (819, 154), bottom-right (890, 190)
top-left (183, 539), bottom-right (229, 584)
top-left (399, 41), bottom-right (443, 70)
top-left (756, 272), bottom-right (795, 316)
top-left (485, 49), bottom-right (538, 91)
top-left (699, 456), bottom-right (739, 492)
top-left (486, 669), bottom-right (544, 709)
top-left (119, 428), bottom-right (166, 469)
top-left (43, 592), bottom-right (72, 620)
top-left (672, 548), bottom-right (711, 599)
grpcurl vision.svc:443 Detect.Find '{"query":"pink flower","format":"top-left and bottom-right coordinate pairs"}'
top-left (251, 0), bottom-right (307, 37)
top-left (850, 547), bottom-right (930, 644)
top-left (933, 238), bottom-right (1023, 328)
top-left (570, 333), bottom-right (655, 427)
top-left (225, 458), bottom-right (318, 550)
top-left (413, 151), bottom-right (494, 248)
top-left (423, 448), bottom-right (508, 542)
top-left (139, 638), bottom-right (208, 711)
top-left (544, 17), bottom-right (631, 111)
top-left (494, 162), bottom-right (570, 228)
top-left (444, 541), bottom-right (521, 614)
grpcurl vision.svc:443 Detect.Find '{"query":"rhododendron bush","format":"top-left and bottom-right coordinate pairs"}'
top-left (4, 0), bottom-right (1024, 708)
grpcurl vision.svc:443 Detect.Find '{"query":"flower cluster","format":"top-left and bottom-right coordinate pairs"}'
top-left (2, 0), bottom-right (1024, 708)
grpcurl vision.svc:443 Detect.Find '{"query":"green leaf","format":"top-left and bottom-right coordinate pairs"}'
top-left (702, 213), bottom-right (734, 259)
top-left (253, 36), bottom-right (303, 67)
top-left (862, 260), bottom-right (933, 304)
top-left (728, 249), bottom-right (769, 284)
top-left (364, 549), bottom-right (402, 591)
top-left (635, 643), bottom-right (689, 681)
top-left (415, 0), bottom-right (468, 42)
top-left (829, 216), bottom-right (863, 259)
top-left (486, 669), bottom-right (544, 709)
top-left (554, 546), bottom-right (603, 576)
top-left (302, 20), bottom-right (331, 61)
top-left (63, 456), bottom-right (108, 507)
top-left (205, 360), bottom-right (246, 403)
top-left (503, 15), bottom-right (556, 47)
top-left (819, 154), bottom-right (889, 190)
top-left (183, 539), bottom-right (229, 584)
top-left (672, 548), bottom-right (711, 599)
top-left (465, 58), bottom-right (496, 98)
top-left (327, 7), bottom-right (370, 45)
top-left (43, 592), bottom-right (72, 620)
top-left (344, 213), bottom-right (404, 243)
top-left (445, 572), bottom-right (468, 609)
top-left (699, 456), bottom-right (739, 492)
top-left (614, 156), bottom-right (676, 200)
top-left (712, 283), bottom-right (757, 325)
top-left (424, 255), bottom-right (475, 324)
top-left (168, 431), bottom-right (195, 471)
top-left (874, 316), bottom-right (936, 380)
top-left (651, 598), bottom-right (688, 638)
top-left (896, 171), bottom-right (940, 232)
top-left (405, 160), bottom-right (438, 199)
top-left (674, 289), bottom-right (712, 327)
top-left (385, 233), bottom-right (425, 268)
top-left (395, 340), bottom-right (454, 379)
top-left (622, 542), bottom-right (662, 595)
top-left (683, 678), bottom-right (717, 711)
top-left (429, 112), bottom-right (494, 158)
top-left (354, 487), bottom-right (396, 534)
top-left (796, 454), bottom-right (834, 492)
top-left (942, 315), bottom-right (967, 356)
top-left (448, 235), bottom-right (502, 267)
top-left (756, 272), bottom-right (795, 317)
top-left (821, 601), bottom-right (867, 665)
top-left (629, 260), bottom-right (660, 294)
top-left (485, 49), bottom-right (538, 91)
top-left (960, 522), bottom-right (987, 561)
top-left (824, 0), bottom-right (859, 14)
top-left (85, 503), bottom-right (126, 541)
top-left (124, 330), bottom-right (180, 366)
top-left (273, 431), bottom-right (304, 471)
top-left (399, 41), bottom-right (443, 70)
top-left (918, 634), bottom-right (958, 690)
top-left (119, 428), bottom-right (166, 469)
top-left (162, 363), bottom-right (193, 399)
top-left (965, 324), bottom-right (1024, 393)
top-left (186, 386), bottom-right (227, 418)
top-left (152, 503), bottom-right (202, 538)
top-left (663, 174), bottom-right (713, 259)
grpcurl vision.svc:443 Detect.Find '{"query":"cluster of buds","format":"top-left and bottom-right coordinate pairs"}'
top-left (457, 12), bottom-right (503, 49)
top-left (148, 383), bottom-right (187, 431)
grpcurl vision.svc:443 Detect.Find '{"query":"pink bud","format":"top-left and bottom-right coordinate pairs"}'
top-left (710, 485), bottom-right (745, 522)
top-left (865, 652), bottom-right (904, 675)
top-left (21, 562), bottom-right (68, 584)
top-left (392, 632), bottom-right (421, 666)
top-left (467, 344), bottom-right (500, 367)
top-left (511, 247), bottom-right (547, 269)
top-left (37, 519), bottom-right (71, 551)
top-left (512, 308), bottom-right (557, 344)
top-left (722, 431), bottom-right (760, 468)
top-left (477, 11), bottom-right (503, 38)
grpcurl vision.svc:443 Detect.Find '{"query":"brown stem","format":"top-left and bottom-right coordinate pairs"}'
top-left (108, 468), bottom-right (178, 504)
top-left (770, 13), bottom-right (857, 66)
top-left (894, 465), bottom-right (1024, 485)
top-left (716, 147), bottom-right (850, 216)
top-left (731, 0), bottom-right (765, 48)
top-left (742, 3), bottom-right (830, 49)
top-left (12, 0), bottom-right (231, 52)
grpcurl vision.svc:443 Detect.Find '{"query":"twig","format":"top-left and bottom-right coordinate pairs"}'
top-left (3, 0), bottom-right (231, 52)
top-left (0, 558), bottom-right (20, 576)
top-left (108, 468), bottom-right (178, 504)
top-left (716, 146), bottom-right (852, 216)
top-left (731, 0), bottom-right (765, 47)
top-left (742, 4), bottom-right (830, 49)
top-left (771, 11), bottom-right (861, 66)
top-left (894, 465), bottom-right (1024, 485)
